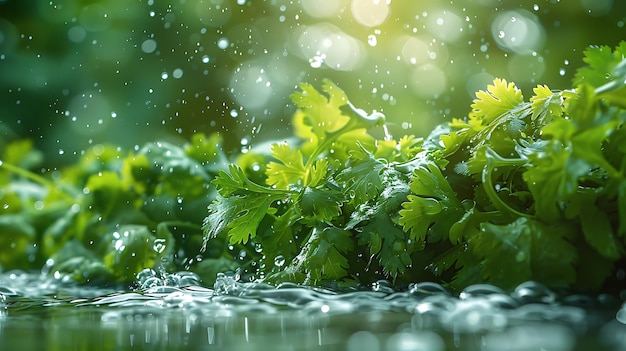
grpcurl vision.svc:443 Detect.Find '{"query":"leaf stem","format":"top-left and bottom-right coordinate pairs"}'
top-left (304, 105), bottom-right (386, 170)
top-left (482, 148), bottom-right (530, 220)
top-left (0, 160), bottom-right (75, 202)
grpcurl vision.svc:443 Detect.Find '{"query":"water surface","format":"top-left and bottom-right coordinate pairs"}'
top-left (0, 271), bottom-right (624, 351)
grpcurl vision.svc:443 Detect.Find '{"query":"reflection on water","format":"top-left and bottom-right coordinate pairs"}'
top-left (0, 271), bottom-right (624, 351)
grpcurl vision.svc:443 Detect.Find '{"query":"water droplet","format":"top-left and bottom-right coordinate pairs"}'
top-left (153, 239), bottom-right (167, 254)
top-left (254, 243), bottom-right (263, 253)
top-left (274, 255), bottom-right (285, 267)
top-left (217, 37), bottom-right (229, 50)
top-left (172, 68), bottom-right (183, 79)
top-left (371, 280), bottom-right (394, 293)
top-left (367, 34), bottom-right (377, 46)
top-left (141, 39), bottom-right (157, 53)
top-left (309, 54), bottom-right (326, 68)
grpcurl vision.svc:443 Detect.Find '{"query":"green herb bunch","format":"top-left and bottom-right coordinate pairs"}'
top-left (1, 42), bottom-right (625, 292)
top-left (204, 42), bottom-right (626, 291)
top-left (0, 132), bottom-right (228, 284)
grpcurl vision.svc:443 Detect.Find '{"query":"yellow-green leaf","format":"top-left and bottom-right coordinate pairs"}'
top-left (469, 78), bottom-right (523, 126)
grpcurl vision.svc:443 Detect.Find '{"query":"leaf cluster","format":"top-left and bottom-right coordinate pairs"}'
top-left (2, 43), bottom-right (626, 293)
top-left (204, 44), bottom-right (626, 291)
top-left (198, 80), bottom-right (438, 286)
top-left (0, 133), bottom-right (230, 284)
top-left (401, 43), bottom-right (626, 291)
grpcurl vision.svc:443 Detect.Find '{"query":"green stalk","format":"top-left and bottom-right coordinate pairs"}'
top-left (481, 148), bottom-right (530, 220)
top-left (0, 160), bottom-right (75, 202)
top-left (304, 102), bottom-right (386, 170)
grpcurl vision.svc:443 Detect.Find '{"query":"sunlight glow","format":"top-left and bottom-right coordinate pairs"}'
top-left (351, 0), bottom-right (390, 27)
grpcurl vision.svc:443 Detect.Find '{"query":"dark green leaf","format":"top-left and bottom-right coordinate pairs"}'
top-left (299, 186), bottom-right (343, 222)
top-left (471, 218), bottom-right (577, 290)
top-left (580, 205), bottom-right (623, 260)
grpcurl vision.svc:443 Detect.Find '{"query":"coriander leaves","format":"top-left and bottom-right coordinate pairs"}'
top-left (1, 43), bottom-right (625, 292)
top-left (205, 43), bottom-right (626, 291)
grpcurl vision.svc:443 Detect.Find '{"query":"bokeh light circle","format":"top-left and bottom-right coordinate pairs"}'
top-left (409, 64), bottom-right (446, 98)
top-left (229, 63), bottom-right (274, 110)
top-left (297, 23), bottom-right (365, 71)
top-left (491, 9), bottom-right (545, 54)
top-left (351, 0), bottom-right (390, 27)
top-left (301, 0), bottom-right (346, 18)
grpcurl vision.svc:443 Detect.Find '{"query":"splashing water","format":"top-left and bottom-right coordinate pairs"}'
top-left (0, 270), bottom-right (622, 350)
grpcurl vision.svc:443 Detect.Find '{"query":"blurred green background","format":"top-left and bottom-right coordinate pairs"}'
top-left (0, 0), bottom-right (624, 165)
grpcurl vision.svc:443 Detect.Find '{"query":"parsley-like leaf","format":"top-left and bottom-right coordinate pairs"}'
top-left (265, 142), bottom-right (307, 189)
top-left (398, 162), bottom-right (464, 242)
top-left (469, 78), bottom-right (524, 127)
top-left (471, 217), bottom-right (577, 290)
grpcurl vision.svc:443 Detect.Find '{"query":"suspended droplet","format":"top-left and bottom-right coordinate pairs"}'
top-left (274, 255), bottom-right (285, 267)
top-left (309, 54), bottom-right (325, 68)
top-left (217, 38), bottom-right (229, 49)
top-left (367, 34), bottom-right (377, 46)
